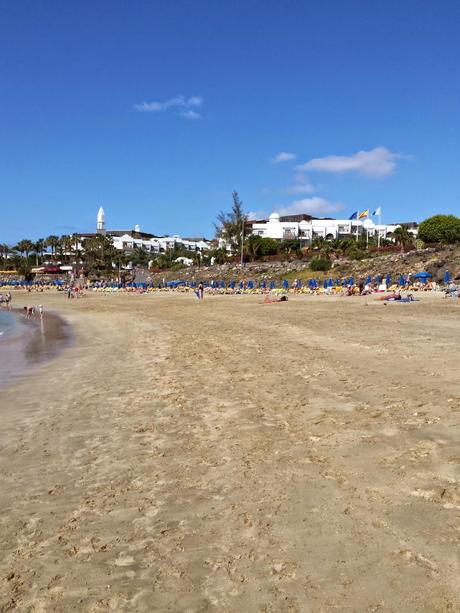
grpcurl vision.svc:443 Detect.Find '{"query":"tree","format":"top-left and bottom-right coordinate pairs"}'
top-left (246, 236), bottom-right (279, 260)
top-left (393, 225), bottom-right (414, 252)
top-left (46, 235), bottom-right (60, 260)
top-left (312, 236), bottom-right (325, 250)
top-left (17, 259), bottom-right (35, 281)
top-left (83, 235), bottom-right (116, 273)
top-left (417, 215), bottom-right (460, 244)
top-left (279, 239), bottom-right (301, 256)
top-left (58, 235), bottom-right (74, 263)
top-left (15, 239), bottom-right (34, 259)
top-left (0, 243), bottom-right (10, 263)
top-left (34, 238), bottom-right (45, 265)
top-left (214, 191), bottom-right (247, 253)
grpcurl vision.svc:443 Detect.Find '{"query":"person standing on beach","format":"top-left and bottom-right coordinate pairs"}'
top-left (198, 282), bottom-right (204, 300)
top-left (39, 305), bottom-right (44, 318)
top-left (5, 292), bottom-right (11, 310)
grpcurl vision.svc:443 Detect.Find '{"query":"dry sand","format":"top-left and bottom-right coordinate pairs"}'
top-left (0, 291), bottom-right (459, 612)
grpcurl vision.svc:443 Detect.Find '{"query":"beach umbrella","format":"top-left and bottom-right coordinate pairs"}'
top-left (220, 280), bottom-right (225, 288)
top-left (365, 275), bottom-right (372, 285)
top-left (269, 280), bottom-right (275, 289)
top-left (283, 279), bottom-right (289, 290)
top-left (248, 280), bottom-right (254, 289)
top-left (349, 276), bottom-right (354, 285)
top-left (336, 277), bottom-right (341, 285)
top-left (328, 278), bottom-right (334, 287)
top-left (398, 274), bottom-right (405, 286)
top-left (413, 272), bottom-right (432, 279)
top-left (323, 279), bottom-right (328, 289)
top-left (229, 280), bottom-right (235, 289)
top-left (239, 280), bottom-right (243, 289)
top-left (295, 279), bottom-right (301, 289)
top-left (444, 271), bottom-right (451, 283)
top-left (386, 274), bottom-right (391, 286)
top-left (313, 279), bottom-right (318, 289)
top-left (260, 280), bottom-right (266, 289)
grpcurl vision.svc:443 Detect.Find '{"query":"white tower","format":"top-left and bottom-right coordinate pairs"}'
top-left (97, 206), bottom-right (106, 234)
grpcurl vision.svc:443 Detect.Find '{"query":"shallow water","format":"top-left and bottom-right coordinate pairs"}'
top-left (0, 311), bottom-right (17, 338)
top-left (0, 310), bottom-right (72, 386)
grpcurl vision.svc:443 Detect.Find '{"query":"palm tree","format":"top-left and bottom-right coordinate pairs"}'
top-left (60, 235), bottom-right (74, 263)
top-left (34, 238), bottom-right (45, 266)
top-left (46, 235), bottom-right (60, 261)
top-left (393, 225), bottom-right (413, 252)
top-left (83, 234), bottom-right (115, 273)
top-left (312, 236), bottom-right (325, 250)
top-left (0, 243), bottom-right (10, 264)
top-left (15, 239), bottom-right (34, 260)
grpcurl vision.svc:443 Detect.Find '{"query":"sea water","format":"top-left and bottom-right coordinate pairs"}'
top-left (0, 311), bottom-right (17, 339)
top-left (0, 310), bottom-right (72, 387)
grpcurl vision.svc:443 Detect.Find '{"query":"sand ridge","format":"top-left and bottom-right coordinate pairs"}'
top-left (0, 292), bottom-right (459, 612)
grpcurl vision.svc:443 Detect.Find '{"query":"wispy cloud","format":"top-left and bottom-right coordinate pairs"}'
top-left (134, 95), bottom-right (203, 119)
top-left (277, 197), bottom-right (344, 217)
top-left (297, 146), bottom-right (410, 178)
top-left (284, 172), bottom-right (316, 195)
top-left (271, 151), bottom-right (296, 164)
top-left (247, 210), bottom-right (267, 220)
top-left (180, 110), bottom-right (202, 120)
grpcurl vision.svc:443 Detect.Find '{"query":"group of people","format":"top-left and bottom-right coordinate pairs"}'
top-left (22, 305), bottom-right (44, 319)
top-left (444, 281), bottom-right (459, 298)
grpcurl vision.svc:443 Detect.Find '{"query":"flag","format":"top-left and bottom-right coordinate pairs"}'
top-left (373, 207), bottom-right (381, 216)
top-left (358, 209), bottom-right (369, 219)
top-left (349, 211), bottom-right (358, 220)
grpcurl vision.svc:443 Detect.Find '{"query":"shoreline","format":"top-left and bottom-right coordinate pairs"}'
top-left (0, 307), bottom-right (73, 387)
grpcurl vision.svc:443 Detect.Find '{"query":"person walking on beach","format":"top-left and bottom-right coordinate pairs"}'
top-left (39, 305), bottom-right (44, 318)
top-left (5, 292), bottom-right (11, 310)
top-left (198, 282), bottom-right (204, 300)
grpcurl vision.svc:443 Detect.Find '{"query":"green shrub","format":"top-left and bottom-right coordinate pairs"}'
top-left (346, 246), bottom-right (366, 260)
top-left (258, 237), bottom-right (279, 256)
top-left (309, 257), bottom-right (332, 271)
top-left (417, 215), bottom-right (460, 244)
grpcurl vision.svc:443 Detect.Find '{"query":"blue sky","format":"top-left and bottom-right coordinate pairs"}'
top-left (1, 0), bottom-right (459, 243)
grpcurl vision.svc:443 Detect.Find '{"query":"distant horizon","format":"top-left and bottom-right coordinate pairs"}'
top-left (2, 1), bottom-right (459, 244)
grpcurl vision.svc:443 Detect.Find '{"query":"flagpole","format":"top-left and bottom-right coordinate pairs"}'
top-left (378, 208), bottom-right (381, 251)
top-left (356, 211), bottom-right (359, 241)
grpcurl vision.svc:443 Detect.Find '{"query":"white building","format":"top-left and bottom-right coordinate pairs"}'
top-left (80, 208), bottom-right (212, 255)
top-left (249, 212), bottom-right (417, 243)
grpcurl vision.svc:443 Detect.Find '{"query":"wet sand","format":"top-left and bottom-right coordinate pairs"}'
top-left (0, 309), bottom-right (72, 389)
top-left (0, 291), bottom-right (459, 612)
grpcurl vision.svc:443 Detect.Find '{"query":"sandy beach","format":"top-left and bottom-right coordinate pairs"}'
top-left (0, 291), bottom-right (459, 612)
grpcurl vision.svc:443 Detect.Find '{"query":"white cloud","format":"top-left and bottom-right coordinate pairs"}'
top-left (284, 183), bottom-right (316, 195)
top-left (247, 210), bottom-right (267, 220)
top-left (133, 95), bottom-right (203, 117)
top-left (277, 197), bottom-right (344, 217)
top-left (272, 151), bottom-right (296, 164)
top-left (297, 146), bottom-right (408, 178)
top-left (284, 172), bottom-right (316, 195)
top-left (180, 110), bottom-right (201, 120)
